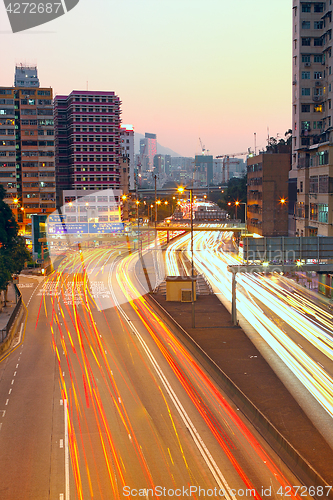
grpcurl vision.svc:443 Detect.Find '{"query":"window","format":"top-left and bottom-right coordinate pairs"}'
top-left (314, 3), bottom-right (324, 12)
top-left (302, 71), bottom-right (311, 79)
top-left (302, 88), bottom-right (311, 96)
top-left (313, 120), bottom-right (323, 129)
top-left (318, 204), bottom-right (328, 222)
top-left (302, 3), bottom-right (311, 12)
top-left (310, 203), bottom-right (318, 220)
top-left (314, 21), bottom-right (323, 29)
top-left (314, 54), bottom-right (323, 63)
top-left (310, 176), bottom-right (319, 193)
top-left (302, 38), bottom-right (311, 46)
top-left (302, 104), bottom-right (311, 112)
top-left (302, 21), bottom-right (311, 29)
top-left (314, 38), bottom-right (323, 46)
top-left (314, 87), bottom-right (323, 95)
top-left (301, 121), bottom-right (311, 130)
top-left (319, 174), bottom-right (329, 192)
top-left (302, 55), bottom-right (311, 63)
top-left (314, 71), bottom-right (323, 79)
top-left (319, 149), bottom-right (329, 164)
top-left (314, 104), bottom-right (323, 112)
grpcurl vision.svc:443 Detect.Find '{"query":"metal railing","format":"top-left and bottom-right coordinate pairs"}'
top-left (0, 285), bottom-right (22, 344)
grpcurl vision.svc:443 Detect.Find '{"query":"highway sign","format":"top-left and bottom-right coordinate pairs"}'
top-left (47, 222), bottom-right (124, 235)
top-left (48, 214), bottom-right (67, 223)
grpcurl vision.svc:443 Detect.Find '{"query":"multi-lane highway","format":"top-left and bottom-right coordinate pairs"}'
top-left (0, 239), bottom-right (317, 499)
top-left (165, 231), bottom-right (333, 425)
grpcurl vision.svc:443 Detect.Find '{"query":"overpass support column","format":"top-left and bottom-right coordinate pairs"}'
top-left (232, 272), bottom-right (237, 325)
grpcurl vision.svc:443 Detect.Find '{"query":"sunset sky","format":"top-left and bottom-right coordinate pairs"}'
top-left (0, 0), bottom-right (292, 157)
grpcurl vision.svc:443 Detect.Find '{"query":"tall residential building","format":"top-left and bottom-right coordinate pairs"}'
top-left (139, 132), bottom-right (157, 172)
top-left (194, 155), bottom-right (213, 187)
top-left (120, 124), bottom-right (134, 190)
top-left (0, 66), bottom-right (55, 235)
top-left (247, 152), bottom-right (290, 236)
top-left (54, 90), bottom-right (122, 206)
top-left (14, 64), bottom-right (40, 88)
top-left (291, 0), bottom-right (333, 236)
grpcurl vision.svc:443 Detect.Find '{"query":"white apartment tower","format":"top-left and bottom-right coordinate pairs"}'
top-left (291, 1), bottom-right (333, 236)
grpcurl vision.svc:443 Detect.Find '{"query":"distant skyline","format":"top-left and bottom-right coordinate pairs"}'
top-left (0, 0), bottom-right (292, 157)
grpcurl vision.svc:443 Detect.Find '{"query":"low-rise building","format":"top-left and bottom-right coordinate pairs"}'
top-left (247, 151), bottom-right (290, 236)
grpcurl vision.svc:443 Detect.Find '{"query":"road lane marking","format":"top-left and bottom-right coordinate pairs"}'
top-left (16, 364), bottom-right (19, 368)
top-left (5, 399), bottom-right (9, 405)
top-left (14, 371), bottom-right (16, 376)
top-left (0, 423), bottom-right (2, 431)
top-left (60, 439), bottom-right (63, 448)
top-left (11, 380), bottom-right (14, 385)
top-left (109, 265), bottom-right (235, 500)
top-left (60, 399), bottom-right (63, 406)
top-left (8, 389), bottom-right (12, 395)
top-left (1, 411), bottom-right (6, 417)
top-left (318, 362), bottom-right (325, 368)
top-left (60, 494), bottom-right (64, 500)
top-left (64, 399), bottom-right (70, 500)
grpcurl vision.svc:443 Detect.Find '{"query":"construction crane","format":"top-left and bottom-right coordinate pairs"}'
top-left (199, 137), bottom-right (207, 155)
top-left (216, 149), bottom-right (253, 183)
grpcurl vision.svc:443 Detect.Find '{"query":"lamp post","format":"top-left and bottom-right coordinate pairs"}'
top-left (178, 186), bottom-right (195, 328)
top-left (235, 201), bottom-right (247, 229)
top-left (136, 200), bottom-right (140, 253)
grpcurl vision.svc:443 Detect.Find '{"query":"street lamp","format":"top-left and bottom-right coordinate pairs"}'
top-left (178, 186), bottom-right (195, 328)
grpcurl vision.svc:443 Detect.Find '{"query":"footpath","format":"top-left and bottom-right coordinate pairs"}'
top-left (151, 291), bottom-right (333, 488)
top-left (0, 283), bottom-right (25, 357)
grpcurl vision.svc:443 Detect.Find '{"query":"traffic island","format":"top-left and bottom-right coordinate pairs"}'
top-left (150, 292), bottom-right (333, 493)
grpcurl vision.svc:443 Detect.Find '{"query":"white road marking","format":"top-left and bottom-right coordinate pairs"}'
top-left (14, 371), bottom-right (16, 376)
top-left (5, 399), bottom-right (9, 406)
top-left (11, 380), bottom-right (14, 385)
top-left (60, 399), bottom-right (63, 406)
top-left (108, 264), bottom-right (236, 500)
top-left (64, 399), bottom-right (70, 500)
top-left (60, 494), bottom-right (64, 500)
top-left (318, 362), bottom-right (325, 368)
top-left (0, 423), bottom-right (2, 431)
top-left (8, 389), bottom-right (12, 395)
top-left (16, 364), bottom-right (19, 368)
top-left (60, 439), bottom-right (63, 448)
top-left (1, 410), bottom-right (6, 417)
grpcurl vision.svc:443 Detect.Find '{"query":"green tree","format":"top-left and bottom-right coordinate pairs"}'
top-left (0, 186), bottom-right (30, 305)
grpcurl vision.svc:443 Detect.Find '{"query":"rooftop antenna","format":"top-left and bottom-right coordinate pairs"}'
top-left (254, 132), bottom-right (257, 156)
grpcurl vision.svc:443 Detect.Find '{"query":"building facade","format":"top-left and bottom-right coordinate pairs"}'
top-left (120, 124), bottom-right (134, 190)
top-left (194, 155), bottom-right (213, 187)
top-left (0, 66), bottom-right (55, 235)
top-left (291, 1), bottom-right (333, 236)
top-left (54, 90), bottom-right (122, 207)
top-left (247, 152), bottom-right (290, 236)
top-left (14, 65), bottom-right (40, 88)
top-left (139, 132), bottom-right (157, 172)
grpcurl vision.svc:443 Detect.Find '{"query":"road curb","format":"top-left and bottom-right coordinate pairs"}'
top-left (147, 293), bottom-right (332, 500)
top-left (0, 305), bottom-right (25, 359)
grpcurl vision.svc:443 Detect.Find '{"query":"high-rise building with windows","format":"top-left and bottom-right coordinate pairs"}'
top-left (120, 124), bottom-right (134, 190)
top-left (0, 65), bottom-right (55, 235)
top-left (291, 1), bottom-right (333, 236)
top-left (54, 90), bottom-right (122, 207)
top-left (139, 133), bottom-right (157, 172)
top-left (14, 65), bottom-right (40, 88)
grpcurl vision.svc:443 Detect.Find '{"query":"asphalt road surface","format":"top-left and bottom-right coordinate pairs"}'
top-left (0, 246), bottom-right (318, 500)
